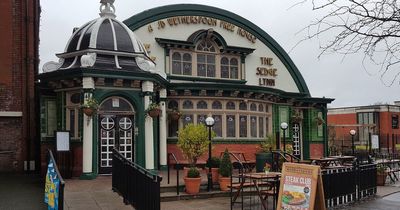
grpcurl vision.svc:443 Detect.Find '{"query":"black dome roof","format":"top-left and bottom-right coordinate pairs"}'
top-left (44, 0), bottom-right (156, 73)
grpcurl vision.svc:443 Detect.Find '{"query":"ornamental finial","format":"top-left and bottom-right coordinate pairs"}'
top-left (99, 0), bottom-right (116, 18)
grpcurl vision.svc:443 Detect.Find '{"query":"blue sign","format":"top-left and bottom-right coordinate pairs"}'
top-left (45, 158), bottom-right (60, 210)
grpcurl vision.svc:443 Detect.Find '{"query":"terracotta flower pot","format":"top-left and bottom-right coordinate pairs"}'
top-left (184, 177), bottom-right (201, 194)
top-left (148, 108), bottom-right (161, 118)
top-left (219, 177), bottom-right (231, 191)
top-left (82, 108), bottom-right (94, 116)
top-left (377, 173), bottom-right (387, 186)
top-left (206, 167), bottom-right (219, 184)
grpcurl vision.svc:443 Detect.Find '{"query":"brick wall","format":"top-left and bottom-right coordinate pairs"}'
top-left (0, 118), bottom-right (23, 171)
top-left (0, 0), bottom-right (39, 172)
top-left (167, 143), bottom-right (261, 163)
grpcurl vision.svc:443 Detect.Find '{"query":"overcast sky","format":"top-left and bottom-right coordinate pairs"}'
top-left (39, 0), bottom-right (399, 108)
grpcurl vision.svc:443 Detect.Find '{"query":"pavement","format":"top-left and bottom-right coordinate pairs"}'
top-left (1, 172), bottom-right (400, 210)
top-left (0, 173), bottom-right (47, 210)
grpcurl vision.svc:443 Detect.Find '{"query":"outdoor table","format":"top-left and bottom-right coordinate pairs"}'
top-left (221, 151), bottom-right (255, 172)
top-left (329, 155), bottom-right (356, 165)
top-left (309, 157), bottom-right (339, 168)
top-left (243, 172), bottom-right (281, 210)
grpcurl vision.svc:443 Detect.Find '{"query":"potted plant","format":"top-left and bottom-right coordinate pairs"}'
top-left (315, 116), bottom-right (325, 125)
top-left (146, 102), bottom-right (161, 118)
top-left (264, 163), bottom-right (271, 175)
top-left (177, 123), bottom-right (210, 166)
top-left (184, 167), bottom-right (202, 194)
top-left (376, 164), bottom-right (388, 186)
top-left (206, 156), bottom-right (221, 184)
top-left (168, 109), bottom-right (181, 120)
top-left (80, 97), bottom-right (98, 116)
top-left (256, 135), bottom-right (276, 172)
top-left (219, 148), bottom-right (233, 191)
top-left (177, 123), bottom-right (210, 177)
top-left (291, 109), bottom-right (303, 123)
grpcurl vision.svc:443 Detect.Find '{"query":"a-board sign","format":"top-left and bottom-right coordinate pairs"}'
top-left (277, 162), bottom-right (326, 210)
top-left (56, 131), bottom-right (70, 151)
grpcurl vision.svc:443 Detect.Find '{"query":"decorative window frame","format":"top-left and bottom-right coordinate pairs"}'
top-left (166, 97), bottom-right (272, 140)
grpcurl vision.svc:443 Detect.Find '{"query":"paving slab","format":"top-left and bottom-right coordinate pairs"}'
top-left (0, 173), bottom-right (47, 210)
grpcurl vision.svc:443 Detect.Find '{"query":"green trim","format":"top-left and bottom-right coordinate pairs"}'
top-left (38, 68), bottom-right (169, 87)
top-left (168, 75), bottom-right (247, 84)
top-left (92, 114), bottom-right (99, 175)
top-left (79, 172), bottom-right (97, 180)
top-left (159, 165), bottom-right (168, 170)
top-left (124, 4), bottom-right (310, 95)
top-left (153, 116), bottom-right (159, 168)
top-left (94, 89), bottom-right (146, 167)
top-left (309, 141), bottom-right (325, 144)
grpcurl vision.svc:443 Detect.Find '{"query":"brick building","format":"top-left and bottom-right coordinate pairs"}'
top-left (0, 0), bottom-right (40, 172)
top-left (328, 101), bottom-right (400, 154)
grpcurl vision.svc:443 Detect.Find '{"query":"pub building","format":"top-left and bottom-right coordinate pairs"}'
top-left (38, 1), bottom-right (333, 178)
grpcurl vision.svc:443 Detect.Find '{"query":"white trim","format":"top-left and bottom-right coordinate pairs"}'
top-left (0, 111), bottom-right (23, 117)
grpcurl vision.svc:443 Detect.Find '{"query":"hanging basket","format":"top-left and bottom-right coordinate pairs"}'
top-left (148, 108), bottom-right (161, 118)
top-left (82, 108), bottom-right (95, 116)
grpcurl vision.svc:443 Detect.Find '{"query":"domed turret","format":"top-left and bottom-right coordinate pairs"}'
top-left (43, 0), bottom-right (158, 75)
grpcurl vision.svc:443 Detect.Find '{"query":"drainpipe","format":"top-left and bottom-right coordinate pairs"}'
top-left (24, 0), bottom-right (31, 172)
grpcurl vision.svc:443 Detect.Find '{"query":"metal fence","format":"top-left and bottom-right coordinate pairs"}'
top-left (322, 163), bottom-right (377, 208)
top-left (112, 149), bottom-right (162, 210)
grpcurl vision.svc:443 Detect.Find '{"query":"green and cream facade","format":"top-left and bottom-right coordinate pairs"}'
top-left (39, 3), bottom-right (333, 178)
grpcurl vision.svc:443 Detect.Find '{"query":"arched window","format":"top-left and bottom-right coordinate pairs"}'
top-left (212, 101), bottom-right (222, 109)
top-left (221, 57), bottom-right (229, 78)
top-left (226, 101), bottom-right (235, 110)
top-left (250, 103), bottom-right (257, 111)
top-left (239, 101), bottom-right (247, 110)
top-left (230, 58), bottom-right (238, 79)
top-left (182, 100), bottom-right (193, 109)
top-left (258, 104), bottom-right (264, 112)
top-left (220, 57), bottom-right (239, 79)
top-left (196, 39), bottom-right (216, 78)
top-left (182, 53), bottom-right (192, 75)
top-left (197, 100), bottom-right (208, 109)
top-left (171, 52), bottom-right (182, 75)
top-left (168, 100), bottom-right (178, 110)
top-left (172, 52), bottom-right (192, 75)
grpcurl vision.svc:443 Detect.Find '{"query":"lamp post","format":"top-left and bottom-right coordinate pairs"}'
top-left (350, 129), bottom-right (356, 155)
top-left (280, 122), bottom-right (288, 152)
top-left (205, 116), bottom-right (215, 191)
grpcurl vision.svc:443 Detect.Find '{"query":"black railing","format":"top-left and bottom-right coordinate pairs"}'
top-left (112, 149), bottom-right (162, 210)
top-left (357, 163), bottom-right (377, 198)
top-left (322, 161), bottom-right (377, 208)
top-left (167, 153), bottom-right (180, 195)
top-left (47, 149), bottom-right (65, 210)
top-left (270, 150), bottom-right (300, 171)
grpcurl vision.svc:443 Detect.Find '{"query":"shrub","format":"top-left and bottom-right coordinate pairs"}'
top-left (219, 148), bottom-right (232, 177)
top-left (259, 135), bottom-right (276, 152)
top-left (146, 102), bottom-right (160, 112)
top-left (377, 164), bottom-right (388, 175)
top-left (206, 157), bottom-right (221, 168)
top-left (80, 97), bottom-right (98, 110)
top-left (177, 123), bottom-right (212, 166)
top-left (187, 167), bottom-right (200, 178)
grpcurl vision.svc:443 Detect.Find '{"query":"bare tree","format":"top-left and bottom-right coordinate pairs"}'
top-left (296, 0), bottom-right (400, 86)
